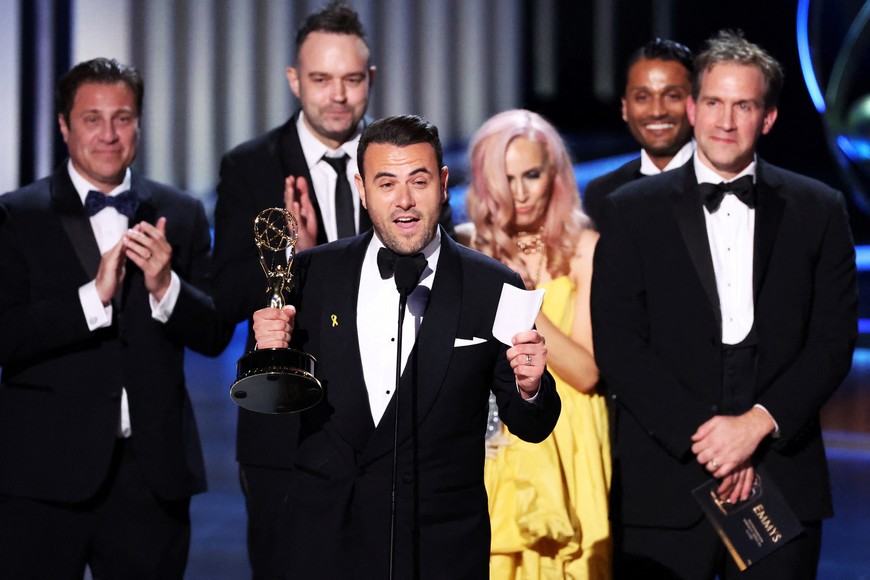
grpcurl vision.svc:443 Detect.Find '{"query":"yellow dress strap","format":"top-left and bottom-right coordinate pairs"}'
top-left (537, 275), bottom-right (576, 336)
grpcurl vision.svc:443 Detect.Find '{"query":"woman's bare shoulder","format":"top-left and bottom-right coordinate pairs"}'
top-left (574, 227), bottom-right (598, 259)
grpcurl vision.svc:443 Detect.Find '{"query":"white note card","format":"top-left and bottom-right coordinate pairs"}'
top-left (492, 283), bottom-right (545, 346)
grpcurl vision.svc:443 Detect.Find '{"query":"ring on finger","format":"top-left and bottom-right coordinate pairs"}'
top-left (710, 459), bottom-right (719, 470)
top-left (525, 354), bottom-right (532, 366)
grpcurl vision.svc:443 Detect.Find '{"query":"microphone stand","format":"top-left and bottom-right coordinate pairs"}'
top-left (388, 255), bottom-right (425, 580)
top-left (388, 291), bottom-right (408, 580)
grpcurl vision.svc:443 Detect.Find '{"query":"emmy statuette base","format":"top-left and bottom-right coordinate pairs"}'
top-left (230, 348), bottom-right (322, 414)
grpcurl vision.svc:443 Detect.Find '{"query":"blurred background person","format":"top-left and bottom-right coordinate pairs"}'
top-left (0, 57), bottom-right (230, 579)
top-left (583, 38), bottom-right (695, 226)
top-left (463, 109), bottom-right (610, 579)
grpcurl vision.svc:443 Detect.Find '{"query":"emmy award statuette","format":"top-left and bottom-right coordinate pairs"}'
top-left (230, 208), bottom-right (323, 413)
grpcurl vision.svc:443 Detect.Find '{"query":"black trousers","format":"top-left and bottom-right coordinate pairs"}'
top-left (239, 463), bottom-right (293, 579)
top-left (0, 439), bottom-right (191, 580)
top-left (614, 517), bottom-right (822, 579)
top-left (614, 339), bottom-right (823, 579)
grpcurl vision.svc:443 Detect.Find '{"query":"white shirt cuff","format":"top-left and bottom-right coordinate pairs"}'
top-left (149, 271), bottom-right (180, 323)
top-left (516, 380), bottom-right (540, 404)
top-left (79, 280), bottom-right (113, 330)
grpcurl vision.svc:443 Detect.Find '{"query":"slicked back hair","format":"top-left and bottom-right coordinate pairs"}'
top-left (357, 115), bottom-right (443, 182)
top-left (57, 58), bottom-right (143, 125)
top-left (693, 29), bottom-right (784, 108)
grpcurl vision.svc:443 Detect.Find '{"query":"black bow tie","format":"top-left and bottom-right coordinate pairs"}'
top-left (699, 175), bottom-right (755, 212)
top-left (84, 189), bottom-right (139, 219)
top-left (377, 247), bottom-right (426, 279)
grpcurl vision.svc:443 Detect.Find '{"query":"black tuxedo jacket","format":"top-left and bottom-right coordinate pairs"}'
top-left (272, 230), bottom-right (560, 579)
top-left (0, 166), bottom-right (231, 503)
top-left (583, 157), bottom-right (641, 226)
top-left (590, 160), bottom-right (857, 528)
top-left (213, 113), bottom-right (455, 468)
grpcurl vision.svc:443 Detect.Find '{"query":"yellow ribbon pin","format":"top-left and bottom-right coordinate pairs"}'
top-left (331, 314), bottom-right (338, 327)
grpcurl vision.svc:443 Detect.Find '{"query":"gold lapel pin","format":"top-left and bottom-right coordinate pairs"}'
top-left (331, 314), bottom-right (339, 327)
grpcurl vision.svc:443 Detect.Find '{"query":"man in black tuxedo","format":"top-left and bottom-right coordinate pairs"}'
top-left (0, 58), bottom-right (230, 578)
top-left (583, 38), bottom-right (695, 225)
top-left (591, 31), bottom-right (857, 579)
top-left (213, 3), bottom-right (455, 576)
top-left (250, 115), bottom-right (560, 579)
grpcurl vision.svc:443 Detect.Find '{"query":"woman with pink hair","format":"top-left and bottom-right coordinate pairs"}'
top-left (465, 109), bottom-right (611, 579)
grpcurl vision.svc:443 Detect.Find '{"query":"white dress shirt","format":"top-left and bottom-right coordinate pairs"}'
top-left (357, 231), bottom-right (440, 425)
top-left (640, 139), bottom-right (696, 176)
top-left (694, 155), bottom-right (755, 344)
top-left (695, 154), bottom-right (756, 346)
top-left (69, 161), bottom-right (181, 437)
top-left (694, 154), bottom-right (780, 434)
top-left (296, 112), bottom-right (363, 242)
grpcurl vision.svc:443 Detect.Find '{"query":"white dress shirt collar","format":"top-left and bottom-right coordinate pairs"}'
top-left (295, 111), bottom-right (362, 168)
top-left (639, 139), bottom-right (696, 176)
top-left (693, 152), bottom-right (756, 185)
top-left (67, 160), bottom-right (132, 203)
top-left (295, 112), bottom-right (364, 241)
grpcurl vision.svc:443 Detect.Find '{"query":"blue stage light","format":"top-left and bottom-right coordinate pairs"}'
top-left (797, 0), bottom-right (827, 113)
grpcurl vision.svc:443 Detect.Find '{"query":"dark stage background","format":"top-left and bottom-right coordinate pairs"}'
top-left (3, 1), bottom-right (870, 578)
top-left (521, 0), bottom-right (870, 243)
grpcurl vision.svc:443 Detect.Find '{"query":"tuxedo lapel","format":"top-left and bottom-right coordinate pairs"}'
top-left (319, 234), bottom-right (376, 455)
top-left (51, 167), bottom-right (102, 280)
top-left (242, 121), bottom-right (290, 216)
top-left (281, 114), bottom-right (328, 245)
top-left (130, 173), bottom-right (156, 224)
top-left (752, 161), bottom-right (785, 299)
top-left (670, 165), bottom-right (722, 328)
top-left (412, 233), bottom-right (463, 412)
top-left (625, 158), bottom-right (643, 182)
top-left (279, 114), bottom-right (311, 181)
top-left (362, 230), bottom-right (462, 464)
top-left (415, 233), bottom-right (463, 410)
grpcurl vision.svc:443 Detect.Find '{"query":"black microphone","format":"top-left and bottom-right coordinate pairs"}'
top-left (391, 252), bottom-right (427, 298)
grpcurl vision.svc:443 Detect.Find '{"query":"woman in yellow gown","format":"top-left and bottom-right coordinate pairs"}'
top-left (463, 109), bottom-right (611, 579)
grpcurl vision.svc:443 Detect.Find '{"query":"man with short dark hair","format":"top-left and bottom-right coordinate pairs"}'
top-left (250, 114), bottom-right (560, 579)
top-left (584, 38), bottom-right (695, 225)
top-left (591, 31), bottom-right (857, 579)
top-left (0, 57), bottom-right (230, 579)
top-left (212, 3), bottom-right (453, 576)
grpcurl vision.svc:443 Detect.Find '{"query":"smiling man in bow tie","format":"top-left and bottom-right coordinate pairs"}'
top-left (0, 58), bottom-right (231, 579)
top-left (591, 31), bottom-right (857, 579)
top-left (250, 115), bottom-right (560, 579)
